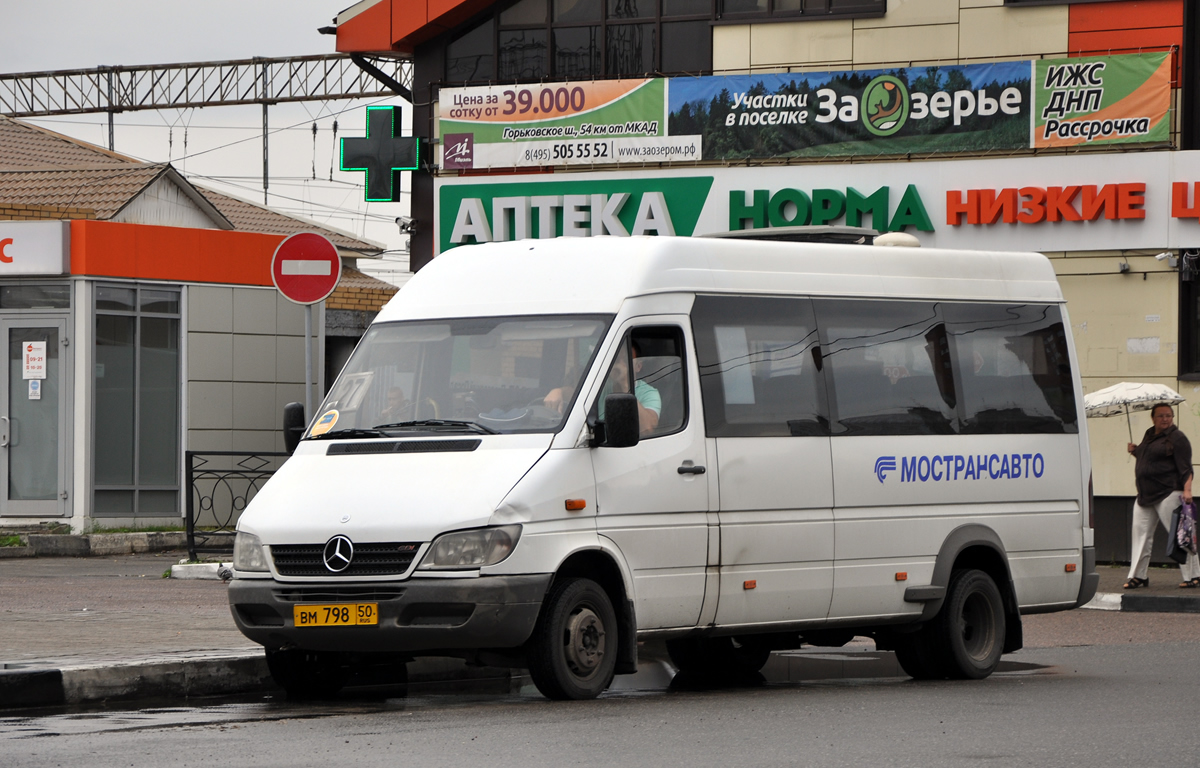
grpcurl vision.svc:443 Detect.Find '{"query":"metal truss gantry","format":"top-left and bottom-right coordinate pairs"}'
top-left (1, 53), bottom-right (411, 117)
top-left (0, 53), bottom-right (412, 202)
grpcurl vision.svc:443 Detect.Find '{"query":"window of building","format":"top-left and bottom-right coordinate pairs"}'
top-left (444, 0), bottom-right (885, 82)
top-left (1179, 255), bottom-right (1200, 377)
top-left (718, 0), bottom-right (884, 19)
top-left (0, 284), bottom-right (70, 309)
top-left (447, 0), bottom-right (718, 81)
top-left (446, 18), bottom-right (496, 83)
top-left (93, 284), bottom-right (181, 517)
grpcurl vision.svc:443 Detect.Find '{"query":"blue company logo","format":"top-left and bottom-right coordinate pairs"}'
top-left (875, 456), bottom-right (897, 483)
top-left (875, 452), bottom-right (1046, 484)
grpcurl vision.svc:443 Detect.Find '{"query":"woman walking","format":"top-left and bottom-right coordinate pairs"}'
top-left (1124, 403), bottom-right (1200, 589)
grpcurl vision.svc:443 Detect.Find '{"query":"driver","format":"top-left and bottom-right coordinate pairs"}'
top-left (546, 341), bottom-right (659, 435)
top-left (609, 342), bottom-right (660, 435)
top-left (379, 386), bottom-right (411, 423)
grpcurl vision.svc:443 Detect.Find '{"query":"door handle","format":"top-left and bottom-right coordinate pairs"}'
top-left (677, 465), bottom-right (706, 475)
top-left (0, 416), bottom-right (9, 448)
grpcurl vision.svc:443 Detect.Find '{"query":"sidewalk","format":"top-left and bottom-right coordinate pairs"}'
top-left (0, 551), bottom-right (511, 709)
top-left (1088, 562), bottom-right (1200, 613)
top-left (2, 549), bottom-right (1197, 711)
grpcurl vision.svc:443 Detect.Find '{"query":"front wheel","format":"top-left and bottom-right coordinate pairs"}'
top-left (526, 577), bottom-right (618, 700)
top-left (932, 569), bottom-right (1006, 680)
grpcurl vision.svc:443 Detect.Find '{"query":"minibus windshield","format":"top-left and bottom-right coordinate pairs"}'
top-left (309, 315), bottom-right (611, 438)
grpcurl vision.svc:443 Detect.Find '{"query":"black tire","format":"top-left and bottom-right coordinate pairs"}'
top-left (265, 648), bottom-right (348, 699)
top-left (931, 569), bottom-right (1006, 680)
top-left (666, 636), bottom-right (771, 676)
top-left (527, 577), bottom-right (618, 700)
top-left (892, 628), bottom-right (947, 680)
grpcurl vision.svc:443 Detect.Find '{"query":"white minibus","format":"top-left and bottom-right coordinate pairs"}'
top-left (228, 234), bottom-right (1097, 700)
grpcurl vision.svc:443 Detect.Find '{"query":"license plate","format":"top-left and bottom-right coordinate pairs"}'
top-left (293, 603), bottom-right (378, 627)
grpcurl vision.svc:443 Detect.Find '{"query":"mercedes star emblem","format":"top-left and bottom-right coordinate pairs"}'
top-left (322, 535), bottom-right (354, 573)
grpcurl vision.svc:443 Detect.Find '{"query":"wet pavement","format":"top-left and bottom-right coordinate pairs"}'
top-left (3, 551), bottom-right (1200, 710)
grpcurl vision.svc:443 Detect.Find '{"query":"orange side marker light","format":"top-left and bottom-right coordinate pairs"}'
top-left (565, 499), bottom-right (587, 511)
top-left (1065, 563), bottom-right (1077, 572)
top-left (743, 580), bottom-right (757, 590)
top-left (895, 572), bottom-right (908, 581)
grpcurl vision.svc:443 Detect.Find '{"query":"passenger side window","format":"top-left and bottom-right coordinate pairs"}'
top-left (592, 327), bottom-right (687, 438)
top-left (944, 303), bottom-right (1078, 434)
top-left (691, 296), bottom-right (828, 437)
top-left (815, 300), bottom-right (956, 436)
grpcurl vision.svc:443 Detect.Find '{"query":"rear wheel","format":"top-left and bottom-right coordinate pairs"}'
top-left (934, 568), bottom-right (1006, 679)
top-left (892, 629), bottom-right (947, 680)
top-left (527, 577), bottom-right (618, 700)
top-left (666, 636), bottom-right (771, 676)
top-left (265, 648), bottom-right (348, 699)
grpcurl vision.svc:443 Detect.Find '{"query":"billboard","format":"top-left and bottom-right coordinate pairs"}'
top-left (436, 149), bottom-right (1200, 255)
top-left (437, 52), bottom-right (1170, 169)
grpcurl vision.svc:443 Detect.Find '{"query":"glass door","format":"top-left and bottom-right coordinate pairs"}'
top-left (1, 319), bottom-right (68, 517)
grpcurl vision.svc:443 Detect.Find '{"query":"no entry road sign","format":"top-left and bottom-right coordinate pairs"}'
top-left (271, 232), bottom-right (341, 304)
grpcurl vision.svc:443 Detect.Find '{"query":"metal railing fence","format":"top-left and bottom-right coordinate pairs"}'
top-left (185, 450), bottom-right (289, 561)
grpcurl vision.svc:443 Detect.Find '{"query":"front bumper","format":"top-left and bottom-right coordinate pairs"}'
top-left (228, 574), bottom-right (552, 654)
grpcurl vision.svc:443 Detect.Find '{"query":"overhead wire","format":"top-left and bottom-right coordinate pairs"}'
top-left (25, 98), bottom-right (414, 244)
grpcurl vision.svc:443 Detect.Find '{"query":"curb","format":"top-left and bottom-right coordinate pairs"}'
top-left (0, 532), bottom-right (188, 558)
top-left (0, 652), bottom-right (512, 710)
top-left (0, 652), bottom-right (269, 709)
top-left (170, 562), bottom-right (232, 580)
top-left (1081, 591), bottom-right (1200, 613)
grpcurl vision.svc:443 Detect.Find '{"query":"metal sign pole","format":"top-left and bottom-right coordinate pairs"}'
top-left (304, 304), bottom-right (313, 418)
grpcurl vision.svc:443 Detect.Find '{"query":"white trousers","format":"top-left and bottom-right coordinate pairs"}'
top-left (1127, 491), bottom-right (1200, 581)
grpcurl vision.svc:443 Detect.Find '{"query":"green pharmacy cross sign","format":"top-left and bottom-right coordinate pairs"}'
top-left (340, 106), bottom-right (419, 202)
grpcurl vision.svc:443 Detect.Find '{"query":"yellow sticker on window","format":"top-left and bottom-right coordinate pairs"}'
top-left (310, 409), bottom-right (339, 436)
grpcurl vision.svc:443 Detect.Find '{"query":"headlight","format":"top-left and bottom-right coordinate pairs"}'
top-left (233, 532), bottom-right (268, 572)
top-left (419, 525), bottom-right (521, 570)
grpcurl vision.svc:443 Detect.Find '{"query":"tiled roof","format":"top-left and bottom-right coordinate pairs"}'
top-left (0, 115), bottom-right (136, 170)
top-left (197, 186), bottom-right (383, 254)
top-left (0, 165), bottom-right (164, 219)
top-left (0, 115), bottom-right (383, 254)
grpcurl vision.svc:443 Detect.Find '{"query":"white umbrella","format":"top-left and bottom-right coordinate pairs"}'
top-left (1083, 381), bottom-right (1185, 442)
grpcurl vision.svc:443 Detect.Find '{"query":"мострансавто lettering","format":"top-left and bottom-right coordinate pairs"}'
top-left (875, 453), bottom-right (1045, 484)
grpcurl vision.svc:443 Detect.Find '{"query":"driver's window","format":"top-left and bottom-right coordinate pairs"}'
top-left (594, 328), bottom-right (687, 438)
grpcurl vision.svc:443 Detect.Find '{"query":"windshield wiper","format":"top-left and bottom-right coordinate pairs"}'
top-left (306, 427), bottom-right (388, 441)
top-left (374, 419), bottom-right (498, 435)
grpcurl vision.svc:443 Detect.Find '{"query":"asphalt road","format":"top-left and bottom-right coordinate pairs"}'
top-left (3, 608), bottom-right (1196, 768)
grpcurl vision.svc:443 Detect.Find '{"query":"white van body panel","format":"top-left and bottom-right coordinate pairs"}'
top-left (829, 434), bottom-right (1084, 618)
top-left (713, 436), bottom-right (835, 628)
top-left (589, 315), bottom-right (711, 630)
top-left (483, 446), bottom-right (598, 575)
top-left (379, 237), bottom-right (1065, 324)
top-left (240, 435), bottom-right (551, 554)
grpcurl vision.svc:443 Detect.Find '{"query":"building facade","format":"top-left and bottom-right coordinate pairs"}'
top-left (0, 116), bottom-right (395, 532)
top-left (334, 0), bottom-right (1198, 560)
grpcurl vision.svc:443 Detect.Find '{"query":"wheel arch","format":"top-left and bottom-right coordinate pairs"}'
top-left (547, 547), bottom-right (639, 675)
top-left (922, 524), bottom-right (1023, 653)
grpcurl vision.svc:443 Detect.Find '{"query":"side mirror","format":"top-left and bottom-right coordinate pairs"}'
top-left (601, 394), bottom-right (640, 448)
top-left (283, 402), bottom-right (306, 455)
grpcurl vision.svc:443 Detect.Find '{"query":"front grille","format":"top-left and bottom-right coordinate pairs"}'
top-left (273, 587), bottom-right (406, 602)
top-left (271, 542), bottom-right (422, 577)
